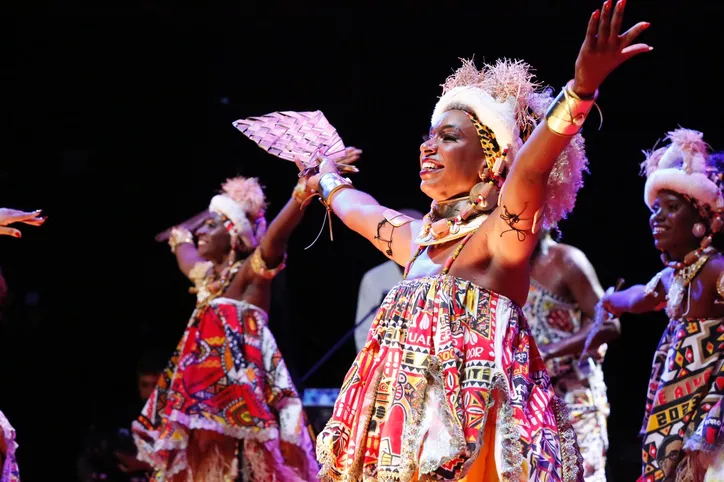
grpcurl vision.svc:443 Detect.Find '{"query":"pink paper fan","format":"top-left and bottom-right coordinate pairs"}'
top-left (233, 110), bottom-right (347, 168)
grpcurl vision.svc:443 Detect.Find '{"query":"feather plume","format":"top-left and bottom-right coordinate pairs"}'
top-left (220, 176), bottom-right (267, 219)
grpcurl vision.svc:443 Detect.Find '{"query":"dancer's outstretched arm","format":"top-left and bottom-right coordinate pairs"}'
top-left (602, 272), bottom-right (670, 317)
top-left (488, 0), bottom-right (651, 266)
top-left (307, 159), bottom-right (421, 267)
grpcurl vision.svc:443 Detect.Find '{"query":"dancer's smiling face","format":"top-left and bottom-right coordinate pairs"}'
top-left (195, 213), bottom-right (233, 261)
top-left (419, 109), bottom-right (487, 201)
top-left (649, 190), bottom-right (703, 255)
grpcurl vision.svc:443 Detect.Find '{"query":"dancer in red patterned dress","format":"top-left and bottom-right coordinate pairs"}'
top-left (132, 172), bottom-right (349, 481)
top-left (302, 3), bottom-right (651, 480)
top-left (602, 130), bottom-right (724, 482)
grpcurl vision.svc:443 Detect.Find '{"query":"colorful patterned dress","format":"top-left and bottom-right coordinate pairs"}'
top-left (523, 279), bottom-right (610, 482)
top-left (639, 314), bottom-right (724, 482)
top-left (133, 261), bottom-right (318, 482)
top-left (0, 410), bottom-right (20, 482)
top-left (317, 236), bottom-right (583, 482)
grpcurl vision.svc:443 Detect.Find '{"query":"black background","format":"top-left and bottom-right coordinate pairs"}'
top-left (4, 1), bottom-right (723, 480)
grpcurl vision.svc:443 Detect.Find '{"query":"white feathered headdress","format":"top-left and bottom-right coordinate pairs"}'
top-left (641, 128), bottom-right (724, 214)
top-left (432, 58), bottom-right (588, 228)
top-left (209, 176), bottom-right (268, 250)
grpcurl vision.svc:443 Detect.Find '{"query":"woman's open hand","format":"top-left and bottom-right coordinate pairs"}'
top-left (573, 0), bottom-right (651, 96)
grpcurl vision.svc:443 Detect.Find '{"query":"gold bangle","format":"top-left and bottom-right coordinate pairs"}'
top-left (545, 80), bottom-right (598, 136)
top-left (250, 247), bottom-right (286, 280)
top-left (292, 178), bottom-right (317, 207)
top-left (318, 173), bottom-right (353, 205)
top-left (169, 227), bottom-right (194, 253)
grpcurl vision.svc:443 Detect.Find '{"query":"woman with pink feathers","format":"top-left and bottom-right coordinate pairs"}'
top-left (132, 161), bottom-right (351, 482)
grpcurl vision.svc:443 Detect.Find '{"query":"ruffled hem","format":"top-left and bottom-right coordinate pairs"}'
top-left (552, 396), bottom-right (584, 482)
top-left (133, 411), bottom-right (281, 479)
top-left (316, 372), bottom-right (529, 482)
top-left (683, 433), bottom-right (724, 455)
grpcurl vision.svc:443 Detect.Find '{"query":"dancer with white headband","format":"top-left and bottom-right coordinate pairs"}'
top-left (132, 169), bottom-right (362, 481)
top-left (602, 129), bottom-right (724, 481)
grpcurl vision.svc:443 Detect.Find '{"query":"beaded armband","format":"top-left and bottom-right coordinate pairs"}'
top-left (169, 226), bottom-right (194, 253)
top-left (250, 247), bottom-right (287, 280)
top-left (292, 177), bottom-right (316, 207)
top-left (644, 270), bottom-right (665, 298)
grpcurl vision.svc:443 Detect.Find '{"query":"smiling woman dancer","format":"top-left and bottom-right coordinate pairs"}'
top-left (304, 2), bottom-right (652, 480)
top-left (132, 173), bottom-right (339, 482)
top-left (602, 130), bottom-right (724, 482)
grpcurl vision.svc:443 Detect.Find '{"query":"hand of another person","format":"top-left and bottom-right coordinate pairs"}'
top-left (600, 290), bottom-right (624, 318)
top-left (306, 155), bottom-right (344, 192)
top-left (0, 208), bottom-right (46, 237)
top-left (297, 147), bottom-right (362, 183)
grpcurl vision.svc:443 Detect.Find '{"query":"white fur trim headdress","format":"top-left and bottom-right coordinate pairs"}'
top-left (641, 128), bottom-right (724, 214)
top-left (432, 58), bottom-right (589, 228)
top-left (209, 176), bottom-right (268, 250)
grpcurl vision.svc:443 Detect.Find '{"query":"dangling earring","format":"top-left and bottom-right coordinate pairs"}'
top-left (469, 169), bottom-right (498, 211)
top-left (692, 222), bottom-right (707, 238)
top-left (228, 235), bottom-right (240, 266)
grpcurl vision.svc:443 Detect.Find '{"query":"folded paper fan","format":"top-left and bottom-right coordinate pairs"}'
top-left (233, 110), bottom-right (347, 169)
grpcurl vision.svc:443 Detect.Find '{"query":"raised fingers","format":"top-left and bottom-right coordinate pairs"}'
top-left (0, 209), bottom-right (42, 225)
top-left (621, 43), bottom-right (653, 61)
top-left (0, 227), bottom-right (21, 238)
top-left (609, 0), bottom-right (626, 40)
top-left (597, 0), bottom-right (613, 46)
top-left (584, 8), bottom-right (600, 49)
top-left (22, 217), bottom-right (47, 227)
top-left (621, 21), bottom-right (651, 47)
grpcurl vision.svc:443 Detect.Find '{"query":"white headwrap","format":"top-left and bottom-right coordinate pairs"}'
top-left (431, 58), bottom-right (589, 228)
top-left (208, 176), bottom-right (267, 250)
top-left (641, 128), bottom-right (724, 214)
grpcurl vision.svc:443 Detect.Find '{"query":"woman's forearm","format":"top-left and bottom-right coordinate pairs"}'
top-left (173, 238), bottom-right (205, 277)
top-left (604, 284), bottom-right (663, 316)
top-left (258, 197), bottom-right (308, 268)
top-left (328, 188), bottom-right (383, 238)
top-left (541, 318), bottom-right (620, 360)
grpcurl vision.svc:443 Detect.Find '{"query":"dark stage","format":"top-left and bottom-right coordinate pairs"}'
top-left (4, 1), bottom-right (723, 480)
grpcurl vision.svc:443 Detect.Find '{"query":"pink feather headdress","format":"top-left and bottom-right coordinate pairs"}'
top-left (432, 58), bottom-right (589, 228)
top-left (641, 128), bottom-right (724, 214)
top-left (209, 176), bottom-right (268, 250)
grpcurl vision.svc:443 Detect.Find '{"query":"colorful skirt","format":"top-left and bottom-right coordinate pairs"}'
top-left (550, 360), bottom-right (609, 482)
top-left (133, 298), bottom-right (318, 481)
top-left (316, 275), bottom-right (583, 482)
top-left (639, 317), bottom-right (724, 482)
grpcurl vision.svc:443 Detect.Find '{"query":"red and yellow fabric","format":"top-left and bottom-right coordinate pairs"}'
top-left (133, 298), bottom-right (318, 481)
top-left (317, 275), bottom-right (583, 481)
